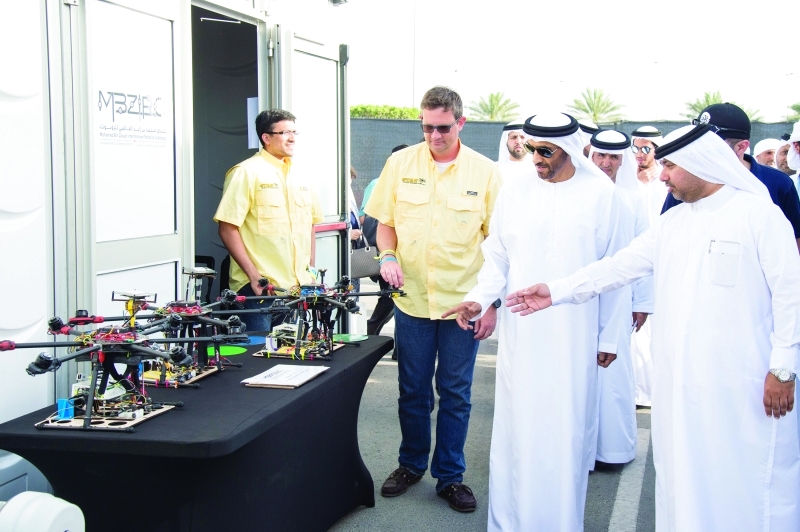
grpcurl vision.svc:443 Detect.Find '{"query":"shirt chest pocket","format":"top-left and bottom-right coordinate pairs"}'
top-left (255, 189), bottom-right (288, 235)
top-left (445, 196), bottom-right (481, 247)
top-left (708, 240), bottom-right (741, 287)
top-left (293, 190), bottom-right (313, 229)
top-left (395, 187), bottom-right (430, 240)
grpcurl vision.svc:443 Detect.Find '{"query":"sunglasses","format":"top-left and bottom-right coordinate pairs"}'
top-left (630, 145), bottom-right (652, 154)
top-left (421, 120), bottom-right (458, 134)
top-left (523, 144), bottom-right (560, 158)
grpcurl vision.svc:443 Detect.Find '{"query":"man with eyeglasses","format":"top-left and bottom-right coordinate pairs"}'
top-left (500, 123), bottom-right (800, 532)
top-left (214, 109), bottom-right (322, 332)
top-left (496, 120), bottom-right (532, 180)
top-left (629, 126), bottom-right (666, 408)
top-left (442, 112), bottom-right (627, 530)
top-left (661, 103), bottom-right (800, 251)
top-left (588, 130), bottom-right (653, 471)
top-left (364, 86), bottom-right (501, 513)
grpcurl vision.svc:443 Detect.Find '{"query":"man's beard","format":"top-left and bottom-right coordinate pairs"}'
top-left (507, 145), bottom-right (526, 161)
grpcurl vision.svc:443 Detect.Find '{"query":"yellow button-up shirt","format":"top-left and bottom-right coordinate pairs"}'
top-left (213, 150), bottom-right (323, 292)
top-left (365, 141), bottom-right (501, 319)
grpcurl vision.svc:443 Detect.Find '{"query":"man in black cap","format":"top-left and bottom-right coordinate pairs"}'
top-left (661, 103), bottom-right (800, 250)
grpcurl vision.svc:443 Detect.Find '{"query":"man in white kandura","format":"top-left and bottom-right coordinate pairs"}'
top-left (589, 129), bottom-right (653, 469)
top-left (443, 112), bottom-right (627, 531)
top-left (629, 125), bottom-right (666, 407)
top-left (496, 120), bottom-right (532, 181)
top-left (754, 138), bottom-right (779, 168)
top-left (502, 123), bottom-right (800, 532)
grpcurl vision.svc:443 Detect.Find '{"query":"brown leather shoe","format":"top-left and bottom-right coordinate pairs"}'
top-left (381, 467), bottom-right (422, 497)
top-left (437, 482), bottom-right (477, 512)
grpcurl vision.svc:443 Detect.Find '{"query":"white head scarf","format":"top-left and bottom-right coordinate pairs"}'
top-left (656, 124), bottom-right (770, 200)
top-left (523, 113), bottom-right (609, 180)
top-left (788, 123), bottom-right (800, 171)
top-left (497, 120), bottom-right (531, 163)
top-left (577, 119), bottom-right (600, 148)
top-left (588, 130), bottom-right (638, 191)
top-left (753, 138), bottom-right (779, 158)
top-left (630, 125), bottom-right (664, 147)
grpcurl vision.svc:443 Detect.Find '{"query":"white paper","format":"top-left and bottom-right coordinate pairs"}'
top-left (242, 364), bottom-right (329, 387)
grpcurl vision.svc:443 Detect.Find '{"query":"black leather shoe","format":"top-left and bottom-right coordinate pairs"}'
top-left (381, 467), bottom-right (422, 497)
top-left (437, 482), bottom-right (476, 512)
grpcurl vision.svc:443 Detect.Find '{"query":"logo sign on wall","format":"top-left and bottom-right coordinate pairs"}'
top-left (90, 1), bottom-right (176, 242)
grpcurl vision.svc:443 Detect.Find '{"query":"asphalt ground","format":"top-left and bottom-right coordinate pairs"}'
top-left (330, 280), bottom-right (656, 531)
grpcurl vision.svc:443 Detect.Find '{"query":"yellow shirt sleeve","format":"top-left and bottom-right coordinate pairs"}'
top-left (364, 157), bottom-right (397, 227)
top-left (482, 166), bottom-right (502, 236)
top-left (311, 188), bottom-right (324, 224)
top-left (213, 165), bottom-right (252, 227)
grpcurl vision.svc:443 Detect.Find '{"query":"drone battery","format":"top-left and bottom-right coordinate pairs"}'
top-left (56, 398), bottom-right (74, 420)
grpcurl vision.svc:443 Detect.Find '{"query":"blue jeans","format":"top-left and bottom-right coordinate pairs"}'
top-left (394, 307), bottom-right (479, 492)
top-left (237, 284), bottom-right (288, 333)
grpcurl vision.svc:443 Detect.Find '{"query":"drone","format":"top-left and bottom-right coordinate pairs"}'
top-left (0, 290), bottom-right (248, 432)
top-left (240, 270), bottom-right (405, 361)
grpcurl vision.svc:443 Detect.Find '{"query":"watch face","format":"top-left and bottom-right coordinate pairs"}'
top-left (778, 369), bottom-right (792, 382)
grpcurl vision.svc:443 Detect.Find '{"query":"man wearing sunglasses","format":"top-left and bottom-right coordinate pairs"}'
top-left (442, 112), bottom-right (627, 530)
top-left (214, 109), bottom-right (323, 332)
top-left (364, 86), bottom-right (501, 513)
top-left (629, 126), bottom-right (666, 409)
top-left (661, 103), bottom-right (800, 252)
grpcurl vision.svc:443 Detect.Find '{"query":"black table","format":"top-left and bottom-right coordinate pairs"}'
top-left (0, 336), bottom-right (393, 532)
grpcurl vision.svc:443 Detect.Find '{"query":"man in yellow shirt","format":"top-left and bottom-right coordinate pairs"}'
top-left (365, 86), bottom-right (501, 513)
top-left (214, 109), bottom-right (322, 332)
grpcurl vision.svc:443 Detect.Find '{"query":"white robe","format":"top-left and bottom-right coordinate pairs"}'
top-left (550, 185), bottom-right (800, 532)
top-left (594, 186), bottom-right (653, 464)
top-left (466, 169), bottom-right (627, 531)
top-left (497, 159), bottom-right (533, 182)
top-left (633, 174), bottom-right (668, 406)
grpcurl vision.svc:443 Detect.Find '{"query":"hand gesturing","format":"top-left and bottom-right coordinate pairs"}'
top-left (506, 283), bottom-right (552, 316)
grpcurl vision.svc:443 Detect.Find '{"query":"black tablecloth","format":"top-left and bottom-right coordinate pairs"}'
top-left (0, 336), bottom-right (393, 532)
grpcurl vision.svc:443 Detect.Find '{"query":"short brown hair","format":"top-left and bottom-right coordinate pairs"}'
top-left (420, 86), bottom-right (462, 120)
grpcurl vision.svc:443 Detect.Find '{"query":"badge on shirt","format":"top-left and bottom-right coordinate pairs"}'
top-left (466, 191), bottom-right (477, 196)
top-left (402, 177), bottom-right (426, 185)
top-left (260, 183), bottom-right (280, 189)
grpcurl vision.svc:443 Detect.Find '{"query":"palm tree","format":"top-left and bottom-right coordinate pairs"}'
top-left (683, 91), bottom-right (762, 122)
top-left (466, 92), bottom-right (520, 122)
top-left (789, 103), bottom-right (800, 122)
top-left (566, 88), bottom-right (624, 124)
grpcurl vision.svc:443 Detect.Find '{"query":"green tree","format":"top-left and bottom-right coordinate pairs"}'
top-left (566, 88), bottom-right (624, 124)
top-left (789, 103), bottom-right (800, 121)
top-left (683, 91), bottom-right (762, 122)
top-left (350, 104), bottom-right (419, 119)
top-left (466, 92), bottom-right (520, 122)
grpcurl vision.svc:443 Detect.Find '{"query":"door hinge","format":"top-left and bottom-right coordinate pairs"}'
top-left (64, 0), bottom-right (78, 6)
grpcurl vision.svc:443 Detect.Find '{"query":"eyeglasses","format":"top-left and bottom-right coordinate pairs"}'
top-left (690, 120), bottom-right (748, 138)
top-left (523, 143), bottom-right (560, 158)
top-left (266, 130), bottom-right (299, 137)
top-left (630, 145), bottom-right (652, 154)
top-left (420, 120), bottom-right (458, 134)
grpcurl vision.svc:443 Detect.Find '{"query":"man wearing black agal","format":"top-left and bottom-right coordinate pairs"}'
top-left (661, 103), bottom-right (800, 251)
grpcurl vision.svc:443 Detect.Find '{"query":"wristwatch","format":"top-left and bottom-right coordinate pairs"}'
top-left (769, 368), bottom-right (796, 383)
top-left (492, 299), bottom-right (502, 309)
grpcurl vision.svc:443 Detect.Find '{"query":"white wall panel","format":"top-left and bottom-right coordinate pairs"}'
top-left (96, 262), bottom-right (178, 317)
top-left (0, 0), bottom-right (53, 424)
